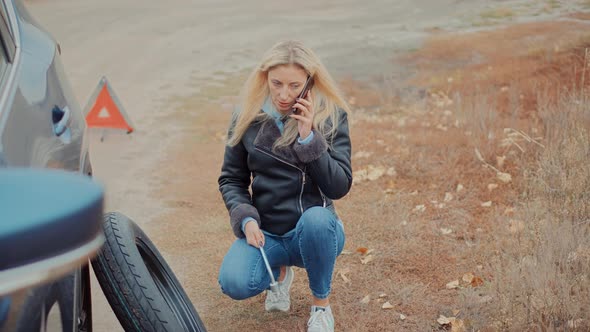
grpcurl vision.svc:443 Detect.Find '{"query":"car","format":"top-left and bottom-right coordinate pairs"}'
top-left (0, 168), bottom-right (105, 332)
top-left (0, 0), bottom-right (206, 331)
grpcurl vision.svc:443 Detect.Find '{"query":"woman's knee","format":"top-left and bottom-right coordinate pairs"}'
top-left (218, 272), bottom-right (257, 300)
top-left (218, 243), bottom-right (265, 300)
top-left (300, 207), bottom-right (337, 231)
top-left (299, 206), bottom-right (345, 253)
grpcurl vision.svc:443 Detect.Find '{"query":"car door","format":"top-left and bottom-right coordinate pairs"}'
top-left (0, 0), bottom-right (86, 171)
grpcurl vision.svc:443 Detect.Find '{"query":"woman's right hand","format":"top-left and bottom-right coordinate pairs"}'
top-left (244, 221), bottom-right (265, 248)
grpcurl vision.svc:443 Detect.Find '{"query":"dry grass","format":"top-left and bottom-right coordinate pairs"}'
top-left (411, 22), bottom-right (590, 332)
top-left (405, 20), bottom-right (590, 115)
top-left (480, 8), bottom-right (515, 20)
top-left (340, 19), bottom-right (590, 331)
top-left (569, 12), bottom-right (590, 20)
top-left (469, 92), bottom-right (590, 331)
top-left (146, 16), bottom-right (590, 332)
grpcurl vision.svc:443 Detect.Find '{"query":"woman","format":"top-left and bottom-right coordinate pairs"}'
top-left (218, 40), bottom-right (352, 332)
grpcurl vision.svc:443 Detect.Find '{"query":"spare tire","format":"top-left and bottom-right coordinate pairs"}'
top-left (92, 212), bottom-right (206, 332)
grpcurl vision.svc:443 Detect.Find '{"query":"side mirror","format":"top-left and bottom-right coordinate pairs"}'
top-left (0, 168), bottom-right (104, 296)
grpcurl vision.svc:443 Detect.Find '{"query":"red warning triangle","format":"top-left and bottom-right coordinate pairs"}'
top-left (84, 77), bottom-right (134, 133)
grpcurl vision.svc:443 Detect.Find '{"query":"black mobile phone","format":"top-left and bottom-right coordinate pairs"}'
top-left (291, 76), bottom-right (314, 115)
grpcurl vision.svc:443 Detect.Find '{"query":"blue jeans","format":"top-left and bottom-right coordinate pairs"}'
top-left (218, 206), bottom-right (345, 300)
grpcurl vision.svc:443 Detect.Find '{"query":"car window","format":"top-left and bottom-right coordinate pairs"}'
top-left (0, 35), bottom-right (7, 81)
top-left (0, 3), bottom-right (16, 62)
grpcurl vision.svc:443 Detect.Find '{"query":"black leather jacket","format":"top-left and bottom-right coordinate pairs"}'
top-left (218, 110), bottom-right (352, 237)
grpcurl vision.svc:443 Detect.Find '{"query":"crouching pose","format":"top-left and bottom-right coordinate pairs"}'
top-left (218, 40), bottom-right (352, 332)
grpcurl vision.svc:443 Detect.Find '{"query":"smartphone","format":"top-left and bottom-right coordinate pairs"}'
top-left (291, 76), bottom-right (314, 115)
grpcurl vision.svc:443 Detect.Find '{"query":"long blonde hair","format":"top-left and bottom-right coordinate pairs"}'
top-left (227, 40), bottom-right (351, 149)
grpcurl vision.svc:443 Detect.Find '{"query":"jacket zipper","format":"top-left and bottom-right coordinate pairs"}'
top-left (300, 171), bottom-right (306, 213)
top-left (255, 147), bottom-right (306, 213)
top-left (318, 187), bottom-right (327, 208)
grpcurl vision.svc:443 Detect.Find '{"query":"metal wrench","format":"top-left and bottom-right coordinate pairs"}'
top-left (259, 242), bottom-right (279, 292)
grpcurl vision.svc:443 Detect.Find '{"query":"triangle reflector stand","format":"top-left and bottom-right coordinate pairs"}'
top-left (84, 77), bottom-right (134, 133)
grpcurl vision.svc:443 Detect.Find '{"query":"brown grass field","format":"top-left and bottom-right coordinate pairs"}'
top-left (147, 16), bottom-right (590, 332)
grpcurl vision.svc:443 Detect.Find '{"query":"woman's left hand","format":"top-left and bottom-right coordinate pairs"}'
top-left (290, 90), bottom-right (314, 140)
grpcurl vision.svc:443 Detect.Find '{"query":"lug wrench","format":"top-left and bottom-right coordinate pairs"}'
top-left (259, 242), bottom-right (279, 292)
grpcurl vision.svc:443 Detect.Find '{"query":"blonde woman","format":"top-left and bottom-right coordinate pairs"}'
top-left (218, 40), bottom-right (352, 332)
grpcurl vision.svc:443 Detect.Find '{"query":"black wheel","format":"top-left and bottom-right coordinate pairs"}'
top-left (91, 212), bottom-right (206, 332)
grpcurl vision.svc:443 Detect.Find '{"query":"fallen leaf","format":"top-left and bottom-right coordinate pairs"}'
top-left (353, 165), bottom-right (387, 183)
top-left (379, 293), bottom-right (387, 298)
top-left (437, 315), bottom-right (466, 332)
top-left (399, 313), bottom-right (407, 320)
top-left (437, 315), bottom-right (453, 325)
top-left (471, 276), bottom-right (484, 287)
top-left (452, 309), bottom-right (461, 316)
top-left (462, 273), bottom-right (475, 284)
top-left (481, 201), bottom-right (492, 207)
top-left (338, 268), bottom-right (351, 283)
top-left (444, 192), bottom-right (454, 202)
top-left (386, 167), bottom-right (397, 177)
top-left (478, 295), bottom-right (493, 304)
top-left (497, 172), bottom-right (512, 183)
top-left (412, 204), bottom-right (426, 213)
top-left (353, 151), bottom-right (372, 159)
top-left (367, 165), bottom-right (386, 181)
top-left (446, 280), bottom-right (460, 289)
top-left (488, 183), bottom-right (498, 191)
top-left (474, 148), bottom-right (485, 163)
top-left (451, 318), bottom-right (466, 332)
top-left (440, 228), bottom-right (453, 235)
top-left (456, 184), bottom-right (464, 192)
top-left (353, 170), bottom-right (368, 183)
top-left (436, 124), bottom-right (448, 131)
top-left (356, 247), bottom-right (369, 255)
top-left (361, 255), bottom-right (375, 265)
top-left (509, 219), bottom-right (525, 233)
top-left (360, 295), bottom-right (370, 304)
top-left (496, 155), bottom-right (506, 168)
top-left (567, 319), bottom-right (585, 329)
top-left (382, 301), bottom-right (394, 309)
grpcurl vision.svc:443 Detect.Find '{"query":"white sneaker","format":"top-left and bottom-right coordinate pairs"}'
top-left (307, 306), bottom-right (335, 332)
top-left (265, 266), bottom-right (294, 312)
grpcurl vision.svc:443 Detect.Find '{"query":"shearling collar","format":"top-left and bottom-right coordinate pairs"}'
top-left (253, 119), bottom-right (303, 167)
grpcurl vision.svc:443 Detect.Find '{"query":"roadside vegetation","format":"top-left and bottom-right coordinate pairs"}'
top-left (337, 18), bottom-right (590, 331)
top-left (154, 14), bottom-right (590, 332)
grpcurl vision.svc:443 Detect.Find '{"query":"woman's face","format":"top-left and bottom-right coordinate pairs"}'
top-left (267, 64), bottom-right (308, 114)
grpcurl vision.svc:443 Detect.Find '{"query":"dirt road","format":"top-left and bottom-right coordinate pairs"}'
top-left (25, 0), bottom-right (585, 330)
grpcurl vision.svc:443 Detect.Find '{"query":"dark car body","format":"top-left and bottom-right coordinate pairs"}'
top-left (0, 0), bottom-right (94, 330)
top-left (0, 0), bottom-right (90, 172)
